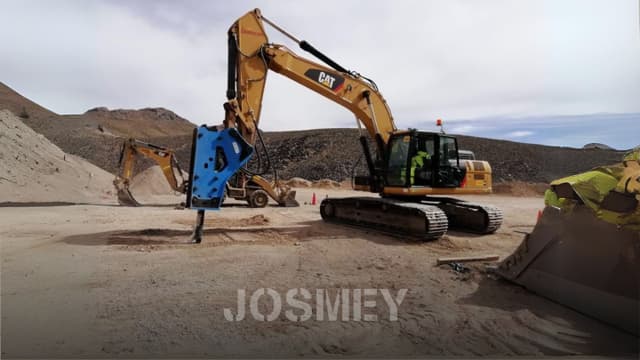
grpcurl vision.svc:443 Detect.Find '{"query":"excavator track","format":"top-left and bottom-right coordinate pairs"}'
top-left (427, 197), bottom-right (503, 234)
top-left (320, 196), bottom-right (502, 240)
top-left (320, 197), bottom-right (449, 240)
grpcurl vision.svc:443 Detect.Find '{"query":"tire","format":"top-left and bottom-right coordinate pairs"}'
top-left (248, 189), bottom-right (269, 208)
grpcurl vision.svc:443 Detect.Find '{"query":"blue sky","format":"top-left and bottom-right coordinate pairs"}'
top-left (1, 0), bottom-right (639, 149)
top-left (423, 113), bottom-right (640, 150)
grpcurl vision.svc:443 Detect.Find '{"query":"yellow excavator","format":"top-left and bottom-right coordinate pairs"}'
top-left (114, 138), bottom-right (187, 206)
top-left (186, 8), bottom-right (503, 242)
top-left (497, 148), bottom-right (639, 335)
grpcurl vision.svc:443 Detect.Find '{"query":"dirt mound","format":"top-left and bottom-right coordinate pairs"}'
top-left (311, 179), bottom-right (341, 189)
top-left (280, 178), bottom-right (342, 189)
top-left (493, 181), bottom-right (548, 197)
top-left (129, 165), bottom-right (186, 197)
top-left (282, 177), bottom-right (312, 188)
top-left (0, 110), bottom-right (115, 204)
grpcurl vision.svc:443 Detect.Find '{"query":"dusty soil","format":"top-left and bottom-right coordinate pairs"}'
top-left (0, 110), bottom-right (116, 204)
top-left (1, 188), bottom-right (637, 358)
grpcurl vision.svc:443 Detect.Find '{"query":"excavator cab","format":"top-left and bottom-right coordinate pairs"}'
top-left (384, 131), bottom-right (465, 189)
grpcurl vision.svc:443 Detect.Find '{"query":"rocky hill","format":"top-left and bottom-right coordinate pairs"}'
top-left (0, 81), bottom-right (57, 121)
top-left (0, 81), bottom-right (624, 184)
top-left (583, 143), bottom-right (614, 150)
top-left (262, 128), bottom-right (622, 183)
top-left (0, 81), bottom-right (195, 175)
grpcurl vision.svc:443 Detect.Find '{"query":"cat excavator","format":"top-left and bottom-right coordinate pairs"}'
top-left (185, 8), bottom-right (502, 242)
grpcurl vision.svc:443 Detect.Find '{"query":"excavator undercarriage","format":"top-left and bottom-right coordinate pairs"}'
top-left (320, 197), bottom-right (449, 240)
top-left (321, 196), bottom-right (502, 240)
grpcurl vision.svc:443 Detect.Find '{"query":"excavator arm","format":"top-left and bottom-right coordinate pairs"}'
top-left (114, 138), bottom-right (186, 206)
top-left (225, 9), bottom-right (396, 175)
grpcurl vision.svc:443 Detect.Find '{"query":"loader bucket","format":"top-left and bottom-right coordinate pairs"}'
top-left (497, 206), bottom-right (639, 335)
top-left (116, 187), bottom-right (141, 207)
top-left (114, 178), bottom-right (141, 207)
top-left (278, 189), bottom-right (299, 207)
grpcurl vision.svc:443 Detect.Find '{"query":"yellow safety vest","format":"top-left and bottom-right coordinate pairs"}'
top-left (409, 151), bottom-right (430, 185)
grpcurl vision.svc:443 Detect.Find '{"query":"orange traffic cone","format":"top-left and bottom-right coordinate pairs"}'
top-left (311, 192), bottom-right (317, 205)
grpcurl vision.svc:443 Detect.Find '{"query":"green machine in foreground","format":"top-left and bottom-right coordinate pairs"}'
top-left (498, 148), bottom-right (640, 335)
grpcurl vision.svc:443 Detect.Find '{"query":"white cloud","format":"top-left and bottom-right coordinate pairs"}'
top-left (449, 125), bottom-right (477, 134)
top-left (1, 0), bottom-right (639, 140)
top-left (506, 130), bottom-right (534, 138)
top-left (0, 0), bottom-right (227, 122)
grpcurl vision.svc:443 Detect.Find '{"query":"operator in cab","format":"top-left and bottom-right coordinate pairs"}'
top-left (410, 136), bottom-right (435, 186)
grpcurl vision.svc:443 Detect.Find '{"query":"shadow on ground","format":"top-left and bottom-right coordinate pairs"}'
top-left (459, 276), bottom-right (639, 355)
top-left (60, 219), bottom-right (461, 249)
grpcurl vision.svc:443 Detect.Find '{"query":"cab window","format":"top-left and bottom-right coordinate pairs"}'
top-left (439, 136), bottom-right (458, 166)
top-left (386, 135), bottom-right (410, 186)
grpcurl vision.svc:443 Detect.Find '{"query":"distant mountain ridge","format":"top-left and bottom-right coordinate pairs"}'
top-left (0, 81), bottom-right (624, 183)
top-left (0, 81), bottom-right (194, 175)
top-left (583, 143), bottom-right (614, 150)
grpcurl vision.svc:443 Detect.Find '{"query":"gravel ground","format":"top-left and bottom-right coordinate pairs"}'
top-left (1, 189), bottom-right (637, 358)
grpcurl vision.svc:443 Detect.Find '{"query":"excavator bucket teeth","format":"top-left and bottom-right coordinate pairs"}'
top-left (114, 178), bottom-right (141, 207)
top-left (116, 187), bottom-right (141, 207)
top-left (279, 190), bottom-right (299, 207)
top-left (497, 206), bottom-right (640, 335)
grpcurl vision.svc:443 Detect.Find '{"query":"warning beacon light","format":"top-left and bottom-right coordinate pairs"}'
top-left (436, 118), bottom-right (445, 133)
